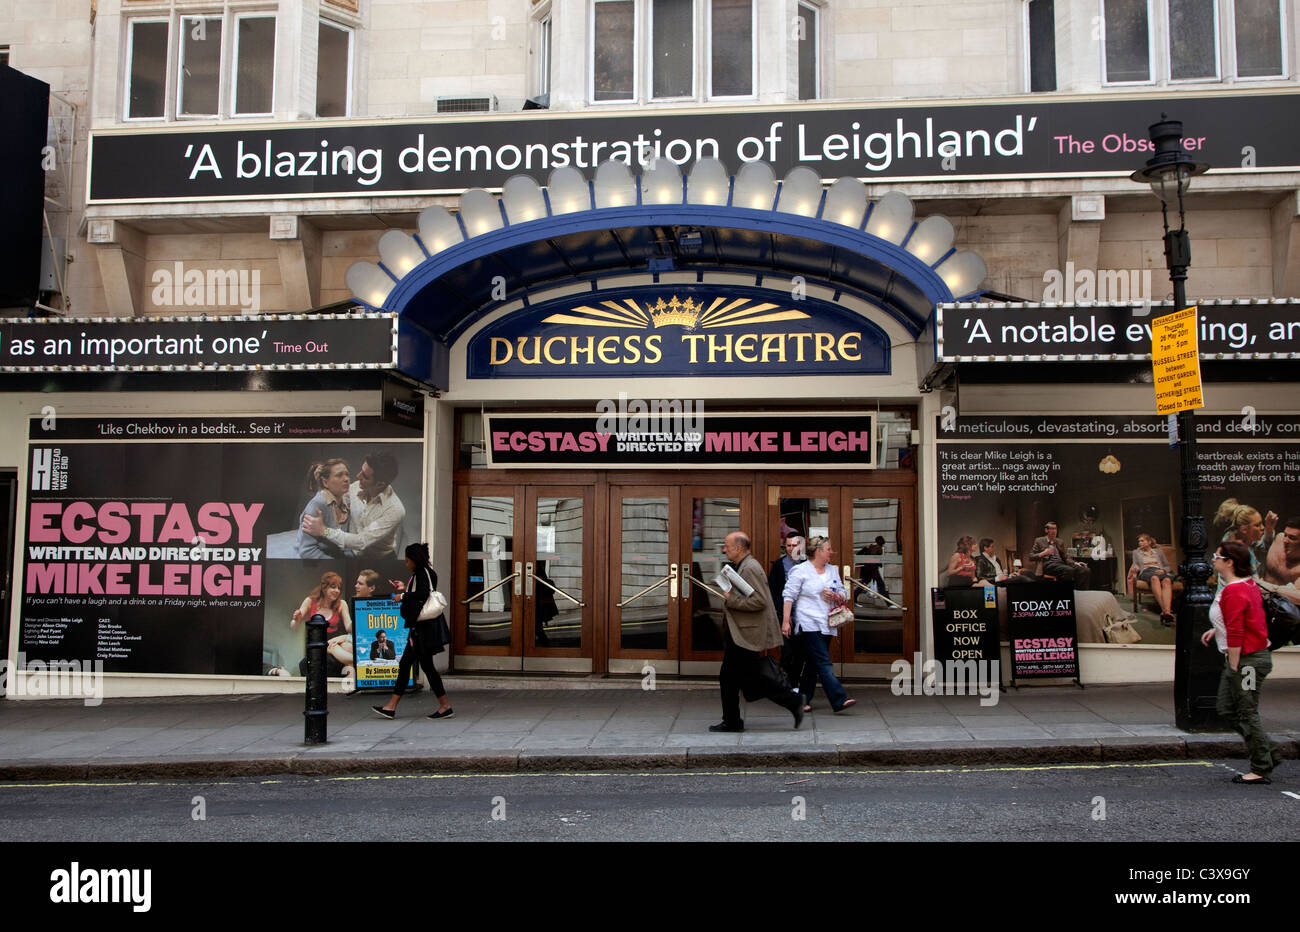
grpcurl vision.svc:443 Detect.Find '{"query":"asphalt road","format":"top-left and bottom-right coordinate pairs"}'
top-left (1, 759), bottom-right (1296, 842)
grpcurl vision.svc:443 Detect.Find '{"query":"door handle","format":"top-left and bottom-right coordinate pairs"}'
top-left (525, 561), bottom-right (534, 597)
top-left (616, 572), bottom-right (673, 609)
top-left (669, 563), bottom-right (678, 599)
top-left (514, 561), bottom-right (522, 596)
top-left (531, 572), bottom-right (585, 607)
top-left (844, 572), bottom-right (906, 610)
top-left (460, 571), bottom-right (519, 605)
top-left (683, 572), bottom-right (726, 601)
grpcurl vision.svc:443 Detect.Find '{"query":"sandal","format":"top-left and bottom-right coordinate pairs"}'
top-left (834, 698), bottom-right (857, 713)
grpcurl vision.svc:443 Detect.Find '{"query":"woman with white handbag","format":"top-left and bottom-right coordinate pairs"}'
top-left (372, 542), bottom-right (454, 721)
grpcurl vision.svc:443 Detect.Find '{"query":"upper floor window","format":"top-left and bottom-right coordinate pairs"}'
top-left (1025, 0), bottom-right (1057, 91)
top-left (123, 5), bottom-right (277, 120)
top-left (533, 9), bottom-right (554, 99)
top-left (317, 19), bottom-right (353, 117)
top-left (591, 0), bottom-right (755, 104)
top-left (1101, 0), bottom-right (1287, 85)
top-left (797, 1), bottom-right (819, 100)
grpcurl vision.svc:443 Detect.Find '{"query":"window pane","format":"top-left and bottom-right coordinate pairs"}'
top-left (797, 3), bottom-right (816, 100)
top-left (594, 0), bottom-right (635, 101)
top-left (1103, 0), bottom-right (1150, 82)
top-left (619, 498), bottom-right (669, 651)
top-left (317, 21), bottom-right (350, 117)
top-left (128, 21), bottom-right (168, 118)
top-left (179, 16), bottom-right (222, 115)
top-left (1235, 0), bottom-right (1283, 77)
top-left (1168, 0), bottom-right (1216, 79)
top-left (711, 0), bottom-right (752, 96)
top-left (466, 497), bottom-right (514, 647)
top-left (652, 0), bottom-right (693, 98)
top-left (235, 16), bottom-right (275, 114)
top-left (538, 15), bottom-right (552, 95)
top-left (1027, 0), bottom-right (1057, 92)
top-left (534, 497), bottom-right (583, 650)
top-left (687, 496), bottom-right (736, 652)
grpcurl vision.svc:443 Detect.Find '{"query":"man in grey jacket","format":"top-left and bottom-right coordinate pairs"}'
top-left (711, 531), bottom-right (804, 732)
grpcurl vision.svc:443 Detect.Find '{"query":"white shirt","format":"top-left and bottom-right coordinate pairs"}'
top-left (783, 561), bottom-right (845, 636)
top-left (324, 482), bottom-right (405, 557)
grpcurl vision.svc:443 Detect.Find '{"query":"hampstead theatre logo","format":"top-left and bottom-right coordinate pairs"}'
top-left (31, 448), bottom-right (68, 492)
top-left (485, 294), bottom-right (868, 368)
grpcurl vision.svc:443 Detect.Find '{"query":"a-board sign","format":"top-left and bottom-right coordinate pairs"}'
top-left (931, 585), bottom-right (1001, 670)
top-left (1006, 583), bottom-right (1081, 683)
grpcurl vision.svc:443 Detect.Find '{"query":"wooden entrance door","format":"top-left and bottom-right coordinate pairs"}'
top-left (606, 482), bottom-right (752, 674)
top-left (455, 483), bottom-right (594, 671)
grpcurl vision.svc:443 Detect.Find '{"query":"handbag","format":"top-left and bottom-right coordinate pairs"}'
top-left (742, 655), bottom-right (793, 702)
top-left (1262, 589), bottom-right (1300, 648)
top-left (1102, 614), bottom-right (1142, 644)
top-left (416, 570), bottom-right (449, 621)
top-left (827, 604), bottom-right (854, 629)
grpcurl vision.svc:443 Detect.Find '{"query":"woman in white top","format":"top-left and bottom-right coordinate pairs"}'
top-left (782, 537), bottom-right (856, 714)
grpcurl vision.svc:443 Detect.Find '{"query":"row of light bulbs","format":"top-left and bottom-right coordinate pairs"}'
top-left (347, 158), bottom-right (988, 309)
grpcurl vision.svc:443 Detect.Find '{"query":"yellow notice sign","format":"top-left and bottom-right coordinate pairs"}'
top-left (1151, 306), bottom-right (1203, 414)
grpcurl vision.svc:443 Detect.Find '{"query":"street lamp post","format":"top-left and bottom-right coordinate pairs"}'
top-left (1130, 117), bottom-right (1219, 731)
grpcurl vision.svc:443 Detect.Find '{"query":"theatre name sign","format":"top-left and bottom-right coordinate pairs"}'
top-left (467, 286), bottom-right (891, 379)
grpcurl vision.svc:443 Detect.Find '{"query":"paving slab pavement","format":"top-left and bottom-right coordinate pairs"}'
top-left (0, 677), bottom-right (1297, 780)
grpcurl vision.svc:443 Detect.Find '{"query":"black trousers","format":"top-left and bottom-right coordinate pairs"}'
top-left (720, 632), bottom-right (796, 726)
top-left (393, 621), bottom-right (446, 699)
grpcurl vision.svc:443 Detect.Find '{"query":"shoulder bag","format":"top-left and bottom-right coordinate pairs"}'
top-left (417, 569), bottom-right (449, 621)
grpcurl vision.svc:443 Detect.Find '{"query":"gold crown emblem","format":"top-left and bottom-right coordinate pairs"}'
top-left (649, 296), bottom-right (702, 329)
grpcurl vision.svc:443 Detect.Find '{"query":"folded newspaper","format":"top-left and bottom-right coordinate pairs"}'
top-left (713, 564), bottom-right (754, 597)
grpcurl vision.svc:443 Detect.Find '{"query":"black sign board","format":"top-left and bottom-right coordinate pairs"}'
top-left (0, 67), bottom-right (49, 310)
top-left (88, 93), bottom-right (1300, 202)
top-left (937, 301), bottom-right (1300, 361)
top-left (1006, 583), bottom-right (1081, 684)
top-left (381, 378), bottom-right (425, 430)
top-left (0, 314), bottom-right (397, 372)
top-left (931, 586), bottom-right (1002, 671)
top-left (484, 411), bottom-right (877, 468)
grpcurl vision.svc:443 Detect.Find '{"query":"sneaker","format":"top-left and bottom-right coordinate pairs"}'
top-left (427, 708), bottom-right (455, 720)
top-left (371, 705), bottom-right (395, 720)
top-left (708, 721), bottom-right (744, 732)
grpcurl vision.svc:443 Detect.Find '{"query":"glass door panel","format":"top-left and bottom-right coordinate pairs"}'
top-left (683, 495), bottom-right (738, 653)
top-left (612, 491), bottom-right (676, 655)
top-left (463, 493), bottom-right (518, 649)
top-left (841, 485), bottom-right (916, 662)
top-left (527, 488), bottom-right (590, 655)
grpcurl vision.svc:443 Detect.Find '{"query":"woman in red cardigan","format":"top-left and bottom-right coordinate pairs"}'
top-left (1201, 540), bottom-right (1278, 784)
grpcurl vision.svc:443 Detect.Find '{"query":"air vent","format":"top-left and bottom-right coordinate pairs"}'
top-left (436, 95), bottom-right (498, 114)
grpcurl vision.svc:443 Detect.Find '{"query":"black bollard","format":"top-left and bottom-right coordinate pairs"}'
top-left (304, 613), bottom-right (328, 744)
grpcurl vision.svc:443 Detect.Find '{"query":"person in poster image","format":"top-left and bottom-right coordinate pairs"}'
top-left (1127, 533), bottom-right (1176, 624)
top-left (301, 451), bottom-right (405, 560)
top-left (357, 567), bottom-right (421, 686)
top-left (1214, 498), bottom-right (1278, 576)
top-left (945, 535), bottom-right (980, 587)
top-left (1029, 522), bottom-right (1089, 587)
top-left (291, 571), bottom-right (355, 677)
top-left (369, 629), bottom-right (397, 660)
top-left (1264, 518), bottom-right (1300, 588)
top-left (1199, 541), bottom-right (1279, 785)
top-left (298, 459), bottom-right (353, 559)
top-left (973, 537), bottom-right (1007, 584)
top-left (372, 543), bottom-right (453, 721)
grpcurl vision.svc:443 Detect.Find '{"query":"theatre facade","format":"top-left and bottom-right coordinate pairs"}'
top-left (4, 2), bottom-right (1300, 697)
